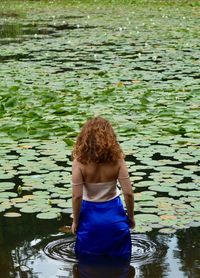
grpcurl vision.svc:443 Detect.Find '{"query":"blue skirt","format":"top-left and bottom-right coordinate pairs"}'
top-left (75, 196), bottom-right (131, 260)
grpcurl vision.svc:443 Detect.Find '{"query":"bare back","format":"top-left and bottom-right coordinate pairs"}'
top-left (79, 161), bottom-right (120, 183)
top-left (72, 158), bottom-right (132, 200)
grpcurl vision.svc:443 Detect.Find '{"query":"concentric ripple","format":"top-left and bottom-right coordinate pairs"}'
top-left (44, 234), bottom-right (167, 267)
top-left (130, 234), bottom-right (167, 266)
top-left (44, 236), bottom-right (77, 263)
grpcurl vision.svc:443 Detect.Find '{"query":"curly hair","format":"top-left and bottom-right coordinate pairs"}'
top-left (72, 117), bottom-right (124, 164)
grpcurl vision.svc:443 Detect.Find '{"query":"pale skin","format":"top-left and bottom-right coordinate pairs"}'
top-left (71, 158), bottom-right (135, 235)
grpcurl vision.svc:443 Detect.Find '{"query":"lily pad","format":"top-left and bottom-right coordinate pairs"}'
top-left (11, 198), bottom-right (28, 203)
top-left (158, 228), bottom-right (177, 234)
top-left (36, 212), bottom-right (59, 220)
top-left (0, 201), bottom-right (12, 209)
top-left (135, 213), bottom-right (160, 224)
top-left (0, 182), bottom-right (15, 191)
top-left (0, 207), bottom-right (6, 213)
top-left (132, 225), bottom-right (153, 233)
top-left (134, 193), bottom-right (155, 202)
top-left (0, 1), bottom-right (199, 228)
top-left (20, 206), bottom-right (40, 213)
top-left (148, 185), bottom-right (177, 193)
top-left (4, 212), bottom-right (22, 217)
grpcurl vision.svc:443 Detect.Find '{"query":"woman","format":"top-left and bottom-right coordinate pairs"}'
top-left (71, 117), bottom-right (135, 260)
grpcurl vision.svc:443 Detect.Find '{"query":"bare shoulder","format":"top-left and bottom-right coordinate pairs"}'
top-left (117, 158), bottom-right (126, 166)
top-left (72, 159), bottom-right (84, 170)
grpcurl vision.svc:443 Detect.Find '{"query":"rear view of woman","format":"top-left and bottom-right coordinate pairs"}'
top-left (71, 117), bottom-right (135, 260)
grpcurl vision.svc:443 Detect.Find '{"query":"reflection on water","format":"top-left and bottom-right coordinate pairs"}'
top-left (44, 236), bottom-right (76, 263)
top-left (72, 260), bottom-right (135, 278)
top-left (131, 234), bottom-right (166, 266)
top-left (43, 233), bottom-right (166, 277)
top-left (0, 219), bottom-right (199, 277)
top-left (44, 233), bottom-right (167, 267)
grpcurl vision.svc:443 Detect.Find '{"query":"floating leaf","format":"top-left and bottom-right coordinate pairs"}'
top-left (0, 207), bottom-right (6, 213)
top-left (0, 182), bottom-right (15, 191)
top-left (11, 198), bottom-right (27, 203)
top-left (158, 228), bottom-right (177, 234)
top-left (132, 225), bottom-right (152, 233)
top-left (0, 4), bottom-right (199, 228)
top-left (0, 192), bottom-right (17, 198)
top-left (4, 212), bottom-right (21, 217)
top-left (135, 193), bottom-right (155, 201)
top-left (135, 214), bottom-right (160, 224)
top-left (20, 206), bottom-right (40, 213)
top-left (36, 212), bottom-right (59, 220)
top-left (58, 225), bottom-right (72, 234)
top-left (17, 145), bottom-right (32, 149)
top-left (160, 215), bottom-right (176, 220)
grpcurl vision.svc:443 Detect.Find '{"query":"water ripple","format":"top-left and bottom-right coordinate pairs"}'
top-left (44, 234), bottom-right (167, 266)
top-left (130, 234), bottom-right (166, 266)
top-left (44, 236), bottom-right (77, 263)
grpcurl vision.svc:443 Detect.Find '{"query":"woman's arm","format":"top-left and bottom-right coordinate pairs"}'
top-left (118, 159), bottom-right (135, 229)
top-left (71, 160), bottom-right (83, 234)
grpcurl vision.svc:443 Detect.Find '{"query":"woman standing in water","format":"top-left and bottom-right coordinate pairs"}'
top-left (71, 117), bottom-right (135, 260)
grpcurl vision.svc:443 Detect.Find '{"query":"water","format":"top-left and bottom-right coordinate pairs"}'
top-left (0, 1), bottom-right (200, 277)
top-left (0, 216), bottom-right (199, 278)
top-left (44, 233), bottom-right (166, 266)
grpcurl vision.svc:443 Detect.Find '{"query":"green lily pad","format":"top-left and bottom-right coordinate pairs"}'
top-left (0, 201), bottom-right (12, 209)
top-left (11, 198), bottom-right (28, 203)
top-left (0, 182), bottom-right (15, 191)
top-left (158, 228), bottom-right (177, 234)
top-left (134, 181), bottom-right (156, 187)
top-left (36, 212), bottom-right (59, 219)
top-left (189, 221), bottom-right (200, 228)
top-left (168, 191), bottom-right (185, 197)
top-left (14, 203), bottom-right (29, 208)
top-left (141, 207), bottom-right (159, 213)
top-left (135, 213), bottom-right (160, 223)
top-left (62, 208), bottom-right (72, 214)
top-left (0, 207), bottom-right (6, 213)
top-left (33, 191), bottom-right (50, 196)
top-left (137, 201), bottom-right (157, 207)
top-left (21, 186), bottom-right (33, 191)
top-left (0, 173), bottom-right (14, 179)
top-left (149, 185), bottom-right (177, 193)
top-left (4, 212), bottom-right (22, 217)
top-left (43, 207), bottom-right (62, 213)
top-left (50, 193), bottom-right (60, 198)
top-left (0, 2), bottom-right (199, 228)
top-left (0, 192), bottom-right (18, 198)
top-left (134, 192), bottom-right (155, 201)
top-left (57, 202), bottom-right (69, 208)
top-left (20, 206), bottom-right (40, 213)
top-left (132, 225), bottom-right (152, 233)
top-left (130, 176), bottom-right (143, 182)
top-left (184, 191), bottom-right (200, 197)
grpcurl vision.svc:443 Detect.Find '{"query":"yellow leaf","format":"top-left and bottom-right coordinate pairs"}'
top-left (116, 81), bottom-right (124, 87)
top-left (132, 80), bottom-right (141, 83)
top-left (59, 225), bottom-right (72, 233)
top-left (17, 145), bottom-right (32, 149)
top-left (160, 215), bottom-right (176, 220)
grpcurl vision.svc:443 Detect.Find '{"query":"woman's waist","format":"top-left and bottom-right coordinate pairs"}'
top-left (82, 193), bottom-right (121, 205)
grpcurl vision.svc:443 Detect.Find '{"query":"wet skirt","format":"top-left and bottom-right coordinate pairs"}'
top-left (75, 196), bottom-right (131, 260)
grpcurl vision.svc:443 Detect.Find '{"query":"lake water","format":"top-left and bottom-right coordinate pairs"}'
top-left (0, 1), bottom-right (200, 277)
top-left (0, 216), bottom-right (199, 278)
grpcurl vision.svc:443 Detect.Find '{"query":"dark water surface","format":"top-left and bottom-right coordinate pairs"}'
top-left (0, 1), bottom-right (200, 277)
top-left (0, 217), bottom-right (199, 278)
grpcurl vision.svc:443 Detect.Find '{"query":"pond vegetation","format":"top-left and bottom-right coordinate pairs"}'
top-left (0, 0), bottom-right (199, 277)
